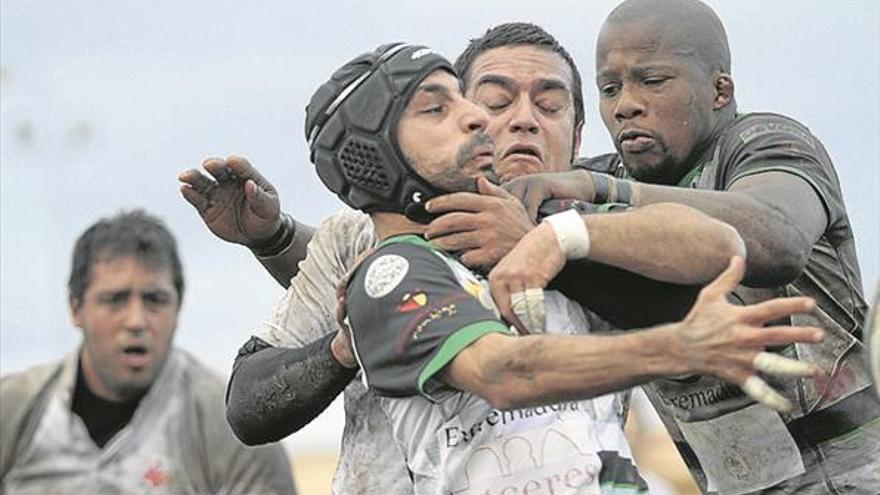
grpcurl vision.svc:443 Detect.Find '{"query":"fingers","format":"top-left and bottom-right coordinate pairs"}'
top-left (426, 192), bottom-right (496, 214)
top-left (741, 375), bottom-right (792, 412)
top-left (511, 288), bottom-right (546, 334)
top-left (477, 176), bottom-right (514, 199)
top-left (226, 155), bottom-right (279, 193)
top-left (699, 255), bottom-right (746, 301)
top-left (489, 273), bottom-right (526, 335)
top-left (458, 248), bottom-right (496, 272)
top-left (429, 230), bottom-right (482, 252)
top-left (753, 351), bottom-right (817, 377)
top-left (244, 179), bottom-right (281, 219)
top-left (179, 184), bottom-right (210, 212)
top-left (741, 296), bottom-right (816, 325)
top-left (753, 325), bottom-right (825, 346)
top-left (425, 212), bottom-right (477, 239)
top-left (224, 155), bottom-right (257, 180)
top-left (178, 168), bottom-right (217, 195)
top-left (202, 156), bottom-right (235, 182)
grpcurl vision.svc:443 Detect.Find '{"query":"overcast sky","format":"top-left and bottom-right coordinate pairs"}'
top-left (1, 0), bottom-right (878, 452)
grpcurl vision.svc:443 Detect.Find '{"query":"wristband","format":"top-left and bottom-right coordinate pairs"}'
top-left (251, 213), bottom-right (296, 257)
top-left (542, 209), bottom-right (590, 259)
top-left (589, 171), bottom-right (633, 205)
top-left (590, 172), bottom-right (611, 203)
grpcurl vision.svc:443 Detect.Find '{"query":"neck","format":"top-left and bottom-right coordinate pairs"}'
top-left (371, 212), bottom-right (428, 241)
top-left (674, 109), bottom-right (736, 183)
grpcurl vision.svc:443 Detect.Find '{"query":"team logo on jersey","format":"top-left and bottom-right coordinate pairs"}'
top-left (397, 291), bottom-right (428, 313)
top-left (364, 254), bottom-right (409, 298)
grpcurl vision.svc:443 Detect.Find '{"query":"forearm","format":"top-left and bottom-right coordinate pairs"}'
top-left (583, 202), bottom-right (745, 285)
top-left (632, 180), bottom-right (816, 286)
top-left (449, 329), bottom-right (684, 409)
top-left (225, 333), bottom-right (355, 445)
top-left (253, 219), bottom-right (316, 288)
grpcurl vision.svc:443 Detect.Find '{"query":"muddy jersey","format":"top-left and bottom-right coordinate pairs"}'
top-left (580, 112), bottom-right (880, 494)
top-left (0, 349), bottom-right (294, 494)
top-left (346, 235), bottom-right (647, 495)
top-left (252, 209), bottom-right (417, 494)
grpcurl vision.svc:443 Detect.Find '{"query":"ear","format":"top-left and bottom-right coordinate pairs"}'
top-left (713, 73), bottom-right (734, 110)
top-left (69, 297), bottom-right (84, 328)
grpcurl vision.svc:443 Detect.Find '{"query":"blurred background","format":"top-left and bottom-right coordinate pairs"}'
top-left (2, 1), bottom-right (878, 493)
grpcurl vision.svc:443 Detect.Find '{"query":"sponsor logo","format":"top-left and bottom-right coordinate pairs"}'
top-left (364, 254), bottom-right (409, 298)
top-left (397, 291), bottom-right (428, 313)
top-left (397, 292), bottom-right (470, 351)
top-left (659, 381), bottom-right (745, 411)
top-left (444, 402), bottom-right (582, 448)
top-left (738, 121), bottom-right (815, 148)
top-left (413, 304), bottom-right (458, 340)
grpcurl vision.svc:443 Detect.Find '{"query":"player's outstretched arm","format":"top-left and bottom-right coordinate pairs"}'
top-left (178, 155), bottom-right (315, 287)
top-left (447, 257), bottom-right (824, 412)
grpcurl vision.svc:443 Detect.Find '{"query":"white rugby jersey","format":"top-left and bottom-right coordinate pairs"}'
top-left (346, 235), bottom-right (647, 495)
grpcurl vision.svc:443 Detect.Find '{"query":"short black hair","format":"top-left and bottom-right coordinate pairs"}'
top-left (454, 22), bottom-right (584, 134)
top-left (68, 210), bottom-right (184, 308)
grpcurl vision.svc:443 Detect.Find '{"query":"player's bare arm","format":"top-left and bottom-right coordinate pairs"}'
top-left (488, 197), bottom-right (744, 328)
top-left (444, 257), bottom-right (824, 413)
top-left (504, 169), bottom-right (826, 287)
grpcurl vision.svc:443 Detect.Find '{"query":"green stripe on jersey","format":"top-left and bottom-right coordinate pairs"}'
top-left (417, 320), bottom-right (511, 398)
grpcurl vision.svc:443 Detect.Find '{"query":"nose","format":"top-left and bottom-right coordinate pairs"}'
top-left (461, 99), bottom-right (489, 133)
top-left (508, 97), bottom-right (540, 135)
top-left (123, 298), bottom-right (148, 332)
top-left (614, 85), bottom-right (645, 121)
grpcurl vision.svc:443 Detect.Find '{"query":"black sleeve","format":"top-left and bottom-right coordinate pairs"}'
top-left (346, 241), bottom-right (511, 401)
top-left (716, 113), bottom-right (846, 232)
top-left (549, 260), bottom-right (701, 329)
top-left (224, 333), bottom-right (356, 445)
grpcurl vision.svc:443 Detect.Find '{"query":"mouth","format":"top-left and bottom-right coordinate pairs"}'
top-left (121, 344), bottom-right (151, 369)
top-left (471, 145), bottom-right (496, 170)
top-left (502, 144), bottom-right (544, 163)
top-left (617, 129), bottom-right (657, 154)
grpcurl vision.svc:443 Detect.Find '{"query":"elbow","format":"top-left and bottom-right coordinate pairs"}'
top-left (226, 406), bottom-right (260, 446)
top-left (743, 246), bottom-right (810, 287)
top-left (225, 380), bottom-right (267, 446)
top-left (740, 226), bottom-right (812, 287)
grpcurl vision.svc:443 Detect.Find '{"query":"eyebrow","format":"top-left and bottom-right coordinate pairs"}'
top-left (598, 63), bottom-right (677, 80)
top-left (474, 74), bottom-right (569, 93)
top-left (415, 83), bottom-right (454, 96)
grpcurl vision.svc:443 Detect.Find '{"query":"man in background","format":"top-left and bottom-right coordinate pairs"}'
top-left (0, 210), bottom-right (295, 494)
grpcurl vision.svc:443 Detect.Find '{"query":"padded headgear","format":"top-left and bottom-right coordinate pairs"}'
top-left (306, 43), bottom-right (454, 223)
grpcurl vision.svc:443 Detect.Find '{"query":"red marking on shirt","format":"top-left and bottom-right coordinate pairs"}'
top-left (143, 462), bottom-right (169, 487)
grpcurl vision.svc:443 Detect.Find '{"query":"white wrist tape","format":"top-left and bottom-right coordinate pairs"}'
top-left (543, 209), bottom-right (590, 259)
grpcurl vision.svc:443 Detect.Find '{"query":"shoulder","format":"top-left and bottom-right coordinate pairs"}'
top-left (313, 208), bottom-right (375, 247)
top-left (306, 208), bottom-right (376, 271)
top-left (1, 360), bottom-right (63, 404)
top-left (720, 112), bottom-right (821, 149)
top-left (1, 359), bottom-right (63, 472)
top-left (349, 237), bottom-right (448, 299)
